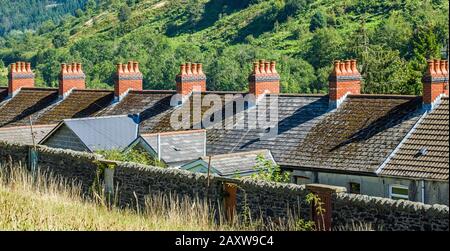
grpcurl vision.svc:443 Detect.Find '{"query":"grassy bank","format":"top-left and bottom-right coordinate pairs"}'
top-left (0, 166), bottom-right (226, 230)
top-left (0, 165), bottom-right (317, 231)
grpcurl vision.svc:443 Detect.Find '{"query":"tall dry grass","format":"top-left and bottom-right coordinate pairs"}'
top-left (0, 164), bottom-right (375, 231)
top-left (0, 164), bottom-right (225, 230)
top-left (0, 164), bottom-right (312, 230)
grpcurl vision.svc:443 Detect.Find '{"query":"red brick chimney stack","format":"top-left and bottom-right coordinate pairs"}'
top-left (422, 59), bottom-right (449, 110)
top-left (329, 59), bottom-right (361, 108)
top-left (59, 62), bottom-right (86, 98)
top-left (115, 61), bottom-right (143, 101)
top-left (8, 61), bottom-right (35, 97)
top-left (176, 62), bottom-right (206, 96)
top-left (248, 59), bottom-right (280, 97)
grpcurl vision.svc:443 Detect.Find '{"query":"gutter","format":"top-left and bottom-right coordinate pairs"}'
top-left (421, 180), bottom-right (425, 203)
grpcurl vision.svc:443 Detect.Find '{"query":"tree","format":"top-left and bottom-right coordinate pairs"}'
top-left (307, 27), bottom-right (345, 69)
top-left (38, 20), bottom-right (56, 34)
top-left (309, 11), bottom-right (327, 32)
top-left (52, 33), bottom-right (68, 48)
top-left (373, 13), bottom-right (413, 56)
top-left (75, 9), bottom-right (84, 18)
top-left (118, 5), bottom-right (131, 22)
top-left (85, 0), bottom-right (97, 16)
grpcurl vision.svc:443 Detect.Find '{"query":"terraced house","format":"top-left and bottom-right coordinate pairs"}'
top-left (0, 58), bottom-right (448, 205)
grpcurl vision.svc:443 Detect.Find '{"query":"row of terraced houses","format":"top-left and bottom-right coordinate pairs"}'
top-left (0, 58), bottom-right (448, 205)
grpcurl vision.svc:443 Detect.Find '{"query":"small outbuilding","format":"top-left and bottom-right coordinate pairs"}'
top-left (125, 129), bottom-right (206, 167)
top-left (180, 149), bottom-right (276, 178)
top-left (39, 115), bottom-right (139, 152)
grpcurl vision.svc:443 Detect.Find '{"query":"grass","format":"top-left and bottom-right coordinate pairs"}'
top-left (0, 164), bottom-right (376, 231)
top-left (0, 164), bottom-right (313, 231)
top-left (0, 164), bottom-right (226, 230)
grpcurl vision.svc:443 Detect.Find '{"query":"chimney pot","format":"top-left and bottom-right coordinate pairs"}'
top-left (344, 60), bottom-right (351, 74)
top-left (329, 59), bottom-right (361, 107)
top-left (422, 59), bottom-right (449, 107)
top-left (434, 60), bottom-right (441, 75)
top-left (133, 61), bottom-right (139, 72)
top-left (253, 62), bottom-right (260, 74)
top-left (186, 63), bottom-right (192, 75)
top-left (61, 63), bottom-right (67, 74)
top-left (180, 64), bottom-right (187, 75)
top-left (333, 60), bottom-right (341, 75)
top-left (259, 60), bottom-right (266, 74)
top-left (191, 63), bottom-right (198, 75)
top-left (8, 61), bottom-right (35, 95)
top-left (426, 60), bottom-right (435, 75)
top-left (249, 60), bottom-right (280, 96)
top-left (115, 61), bottom-right (143, 99)
top-left (339, 62), bottom-right (346, 74)
top-left (265, 62), bottom-right (271, 74)
top-left (197, 63), bottom-right (204, 75)
top-left (350, 59), bottom-right (358, 74)
top-left (176, 62), bottom-right (206, 97)
top-left (128, 61), bottom-right (133, 73)
top-left (270, 61), bottom-right (277, 74)
top-left (440, 60), bottom-right (447, 76)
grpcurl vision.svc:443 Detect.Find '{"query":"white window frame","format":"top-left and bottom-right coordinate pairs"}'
top-left (389, 185), bottom-right (409, 200)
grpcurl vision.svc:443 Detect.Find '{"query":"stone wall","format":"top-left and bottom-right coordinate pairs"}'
top-left (0, 141), bottom-right (29, 165)
top-left (333, 193), bottom-right (449, 231)
top-left (0, 141), bottom-right (448, 231)
top-left (113, 162), bottom-right (309, 221)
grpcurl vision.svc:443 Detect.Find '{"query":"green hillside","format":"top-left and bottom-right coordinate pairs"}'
top-left (0, 0), bottom-right (448, 95)
top-left (0, 0), bottom-right (87, 35)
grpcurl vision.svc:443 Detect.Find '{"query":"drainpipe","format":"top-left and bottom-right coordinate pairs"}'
top-left (203, 130), bottom-right (207, 156)
top-left (421, 180), bottom-right (425, 203)
top-left (157, 133), bottom-right (161, 161)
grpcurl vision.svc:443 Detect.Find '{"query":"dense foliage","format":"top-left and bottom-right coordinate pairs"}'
top-left (0, 0), bottom-right (87, 36)
top-left (0, 0), bottom-right (448, 95)
top-left (251, 154), bottom-right (291, 183)
top-left (96, 149), bottom-right (166, 167)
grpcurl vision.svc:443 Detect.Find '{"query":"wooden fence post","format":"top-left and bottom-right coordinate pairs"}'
top-left (223, 182), bottom-right (237, 222)
top-left (306, 184), bottom-right (346, 231)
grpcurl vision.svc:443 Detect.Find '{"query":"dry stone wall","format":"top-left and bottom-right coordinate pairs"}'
top-left (0, 141), bottom-right (448, 231)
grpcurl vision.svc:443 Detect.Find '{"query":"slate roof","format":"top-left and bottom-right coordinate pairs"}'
top-left (0, 124), bottom-right (56, 145)
top-left (288, 95), bottom-right (423, 174)
top-left (40, 115), bottom-right (139, 152)
top-left (199, 149), bottom-right (275, 176)
top-left (0, 84), bottom-right (447, 180)
top-left (380, 97), bottom-right (449, 181)
top-left (137, 130), bottom-right (206, 165)
top-left (98, 90), bottom-right (176, 133)
top-left (34, 90), bottom-right (114, 125)
top-left (0, 88), bottom-right (59, 128)
top-left (207, 94), bottom-right (330, 165)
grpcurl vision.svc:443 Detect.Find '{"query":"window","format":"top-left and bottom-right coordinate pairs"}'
top-left (349, 182), bottom-right (361, 194)
top-left (389, 185), bottom-right (409, 200)
top-left (295, 176), bottom-right (310, 185)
